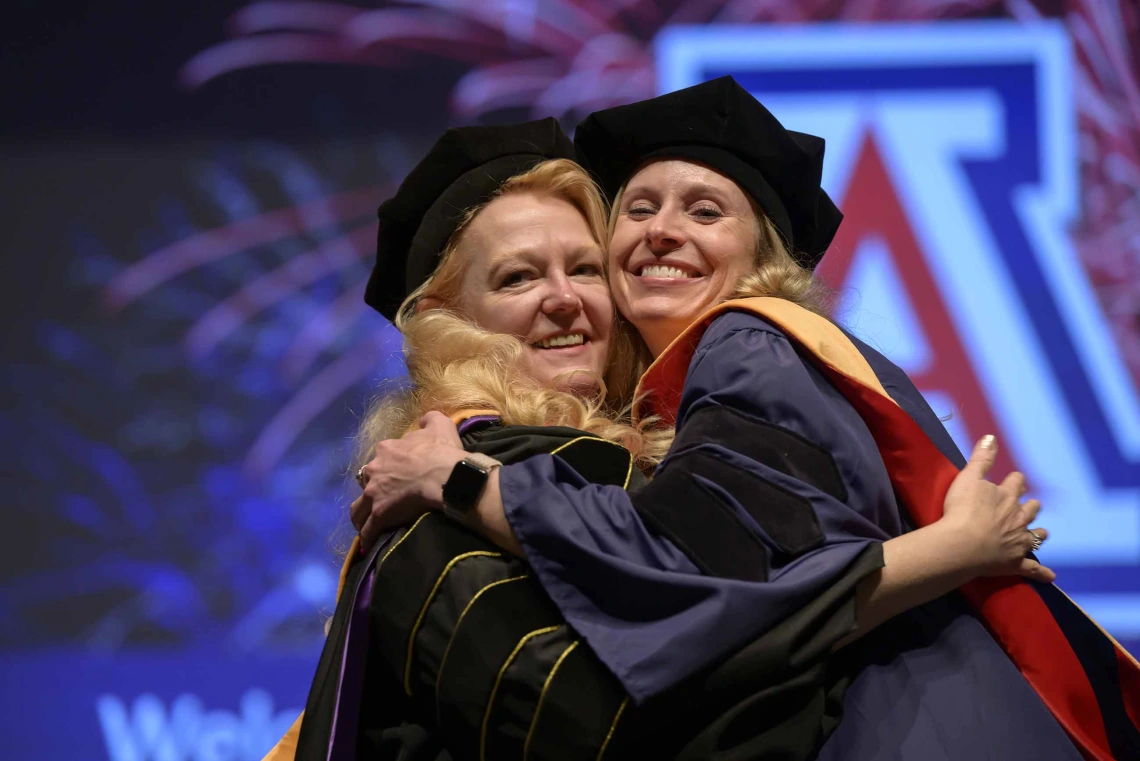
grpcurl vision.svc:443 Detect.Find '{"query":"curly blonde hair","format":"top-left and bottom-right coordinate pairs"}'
top-left (355, 159), bottom-right (672, 472)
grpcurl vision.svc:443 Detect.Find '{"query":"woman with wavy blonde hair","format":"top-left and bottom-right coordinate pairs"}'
top-left (274, 119), bottom-right (676, 761)
top-left (352, 156), bottom-right (663, 476)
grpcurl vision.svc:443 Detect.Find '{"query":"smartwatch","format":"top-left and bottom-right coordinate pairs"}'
top-left (442, 453), bottom-right (502, 513)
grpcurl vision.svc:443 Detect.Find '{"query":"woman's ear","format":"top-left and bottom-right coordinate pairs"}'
top-left (415, 295), bottom-right (443, 313)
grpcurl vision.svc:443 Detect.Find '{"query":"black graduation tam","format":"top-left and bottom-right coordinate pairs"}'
top-left (366, 118), bottom-right (576, 319)
top-left (574, 76), bottom-right (841, 268)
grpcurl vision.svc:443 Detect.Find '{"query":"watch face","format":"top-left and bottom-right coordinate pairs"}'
top-left (443, 459), bottom-right (489, 512)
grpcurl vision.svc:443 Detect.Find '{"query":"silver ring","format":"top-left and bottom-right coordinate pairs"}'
top-left (355, 466), bottom-right (367, 488)
top-left (1028, 529), bottom-right (1044, 552)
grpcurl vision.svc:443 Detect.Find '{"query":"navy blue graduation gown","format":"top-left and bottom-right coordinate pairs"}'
top-left (498, 309), bottom-right (1081, 759)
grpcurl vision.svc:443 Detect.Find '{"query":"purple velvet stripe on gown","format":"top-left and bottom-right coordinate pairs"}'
top-left (324, 415), bottom-right (498, 759)
top-left (327, 532), bottom-right (393, 761)
top-left (458, 415), bottom-right (500, 435)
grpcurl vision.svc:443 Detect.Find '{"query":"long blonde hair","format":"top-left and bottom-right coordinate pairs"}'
top-left (355, 159), bottom-right (671, 471)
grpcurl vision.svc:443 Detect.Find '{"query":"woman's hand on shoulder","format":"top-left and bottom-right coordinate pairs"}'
top-left (351, 411), bottom-right (466, 550)
top-left (940, 435), bottom-right (1056, 584)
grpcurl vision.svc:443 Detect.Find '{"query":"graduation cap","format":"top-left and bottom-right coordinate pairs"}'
top-left (573, 76), bottom-right (841, 268)
top-left (366, 118), bottom-right (576, 320)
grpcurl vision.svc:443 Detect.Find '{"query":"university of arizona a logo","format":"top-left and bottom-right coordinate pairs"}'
top-left (657, 22), bottom-right (1140, 633)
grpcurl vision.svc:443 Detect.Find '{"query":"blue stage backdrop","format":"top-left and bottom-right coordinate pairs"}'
top-left (3, 2), bottom-right (1139, 758)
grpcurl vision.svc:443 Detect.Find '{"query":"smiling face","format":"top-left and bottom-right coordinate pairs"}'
top-left (609, 159), bottom-right (760, 357)
top-left (453, 190), bottom-right (613, 394)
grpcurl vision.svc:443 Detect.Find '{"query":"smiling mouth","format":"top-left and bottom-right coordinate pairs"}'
top-left (532, 332), bottom-right (586, 349)
top-left (637, 264), bottom-right (697, 279)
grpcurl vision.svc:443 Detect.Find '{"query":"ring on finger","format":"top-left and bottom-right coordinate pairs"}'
top-left (1028, 528), bottom-right (1045, 552)
top-left (355, 466), bottom-right (367, 488)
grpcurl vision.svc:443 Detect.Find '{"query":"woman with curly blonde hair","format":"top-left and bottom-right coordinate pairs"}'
top-left (275, 119), bottom-right (673, 761)
top-left (352, 156), bottom-right (664, 478)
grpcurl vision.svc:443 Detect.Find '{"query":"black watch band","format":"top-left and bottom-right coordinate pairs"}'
top-left (442, 454), bottom-right (502, 513)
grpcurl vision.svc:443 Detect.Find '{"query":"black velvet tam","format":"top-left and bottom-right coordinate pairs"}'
top-left (573, 76), bottom-right (842, 268)
top-left (366, 118), bottom-right (576, 320)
